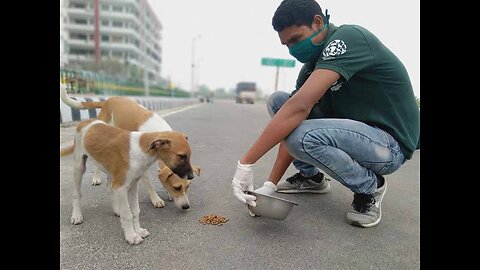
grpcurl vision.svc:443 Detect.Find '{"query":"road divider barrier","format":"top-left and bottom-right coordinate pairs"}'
top-left (60, 95), bottom-right (197, 123)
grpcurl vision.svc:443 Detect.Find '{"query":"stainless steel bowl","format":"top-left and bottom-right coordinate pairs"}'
top-left (246, 191), bottom-right (298, 220)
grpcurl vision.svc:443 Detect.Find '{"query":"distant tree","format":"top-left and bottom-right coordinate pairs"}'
top-left (66, 58), bottom-right (140, 82)
top-left (129, 65), bottom-right (144, 83)
top-left (213, 88), bottom-right (236, 99)
top-left (214, 88), bottom-right (226, 96)
top-left (416, 96), bottom-right (420, 107)
top-left (197, 84), bottom-right (211, 96)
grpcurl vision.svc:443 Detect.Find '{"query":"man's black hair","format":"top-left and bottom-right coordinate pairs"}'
top-left (272, 0), bottom-right (325, 32)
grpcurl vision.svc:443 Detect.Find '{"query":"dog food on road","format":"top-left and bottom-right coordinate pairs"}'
top-left (199, 214), bottom-right (229, 226)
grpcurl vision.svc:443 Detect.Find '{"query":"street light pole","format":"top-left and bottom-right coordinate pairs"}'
top-left (94, 0), bottom-right (100, 69)
top-left (196, 57), bottom-right (203, 94)
top-left (191, 34), bottom-right (201, 96)
top-left (274, 66), bottom-right (280, 91)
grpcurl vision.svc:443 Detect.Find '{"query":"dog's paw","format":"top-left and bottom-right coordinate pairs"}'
top-left (136, 228), bottom-right (150, 238)
top-left (71, 214), bottom-right (84, 224)
top-left (112, 205), bottom-right (120, 216)
top-left (125, 233), bottom-right (144, 245)
top-left (151, 197), bottom-right (165, 208)
top-left (91, 177), bottom-right (102, 186)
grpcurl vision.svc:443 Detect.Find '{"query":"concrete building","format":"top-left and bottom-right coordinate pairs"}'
top-left (62, 0), bottom-right (162, 84)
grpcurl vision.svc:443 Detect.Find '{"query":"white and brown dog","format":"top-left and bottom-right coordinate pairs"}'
top-left (60, 83), bottom-right (194, 209)
top-left (60, 119), bottom-right (194, 244)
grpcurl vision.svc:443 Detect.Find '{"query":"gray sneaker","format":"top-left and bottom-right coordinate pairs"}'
top-left (346, 176), bottom-right (387, 228)
top-left (276, 172), bottom-right (330, 194)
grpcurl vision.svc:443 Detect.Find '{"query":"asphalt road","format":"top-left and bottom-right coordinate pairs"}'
top-left (60, 99), bottom-right (420, 270)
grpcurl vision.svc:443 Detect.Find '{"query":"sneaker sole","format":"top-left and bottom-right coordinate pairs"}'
top-left (347, 211), bottom-right (382, 228)
top-left (276, 184), bottom-right (331, 194)
top-left (277, 182), bottom-right (330, 194)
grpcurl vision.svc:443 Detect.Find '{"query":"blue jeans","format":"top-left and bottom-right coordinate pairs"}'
top-left (267, 91), bottom-right (405, 195)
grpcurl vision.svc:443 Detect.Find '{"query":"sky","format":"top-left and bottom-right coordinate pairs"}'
top-left (148, 0), bottom-right (420, 97)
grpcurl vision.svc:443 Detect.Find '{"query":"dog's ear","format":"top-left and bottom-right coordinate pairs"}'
top-left (150, 139), bottom-right (170, 150)
top-left (158, 167), bottom-right (174, 182)
top-left (192, 165), bottom-right (201, 176)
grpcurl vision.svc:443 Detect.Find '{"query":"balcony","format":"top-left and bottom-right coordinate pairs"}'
top-left (68, 41), bottom-right (143, 58)
top-left (68, 39), bottom-right (95, 49)
top-left (99, 10), bottom-right (138, 22)
top-left (65, 23), bottom-right (94, 32)
top-left (65, 7), bottom-right (93, 17)
top-left (67, 54), bottom-right (94, 61)
top-left (98, 26), bottom-right (140, 39)
top-left (100, 42), bottom-right (141, 53)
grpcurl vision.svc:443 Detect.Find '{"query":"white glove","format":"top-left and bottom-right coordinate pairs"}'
top-left (249, 181), bottom-right (277, 217)
top-left (232, 161), bottom-right (257, 206)
top-left (254, 181), bottom-right (277, 196)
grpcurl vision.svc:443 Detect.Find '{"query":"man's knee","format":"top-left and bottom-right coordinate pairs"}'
top-left (284, 122), bottom-right (331, 158)
top-left (284, 127), bottom-right (307, 159)
top-left (266, 91), bottom-right (290, 116)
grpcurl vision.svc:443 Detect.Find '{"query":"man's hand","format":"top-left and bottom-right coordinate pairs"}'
top-left (254, 181), bottom-right (277, 196)
top-left (248, 181), bottom-right (277, 217)
top-left (232, 161), bottom-right (257, 206)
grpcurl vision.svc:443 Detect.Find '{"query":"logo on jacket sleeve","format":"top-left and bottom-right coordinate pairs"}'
top-left (322, 39), bottom-right (347, 60)
top-left (330, 80), bottom-right (343, 91)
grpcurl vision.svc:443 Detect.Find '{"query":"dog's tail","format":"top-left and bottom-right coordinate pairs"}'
top-left (60, 83), bottom-right (105, 110)
top-left (60, 144), bottom-right (75, 156)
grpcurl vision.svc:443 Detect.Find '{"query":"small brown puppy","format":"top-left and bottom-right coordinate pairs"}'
top-left (158, 165), bottom-right (201, 209)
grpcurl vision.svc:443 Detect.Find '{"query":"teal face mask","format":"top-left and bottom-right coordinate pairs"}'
top-left (288, 10), bottom-right (330, 63)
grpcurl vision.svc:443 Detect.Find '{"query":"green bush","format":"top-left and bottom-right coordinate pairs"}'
top-left (61, 67), bottom-right (191, 98)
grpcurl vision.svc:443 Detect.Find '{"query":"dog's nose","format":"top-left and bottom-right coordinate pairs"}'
top-left (182, 205), bottom-right (190, 209)
top-left (187, 173), bottom-right (194, 180)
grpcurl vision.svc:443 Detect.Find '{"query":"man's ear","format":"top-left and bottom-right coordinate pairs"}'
top-left (192, 165), bottom-right (201, 176)
top-left (158, 167), bottom-right (173, 182)
top-left (312, 14), bottom-right (324, 29)
top-left (150, 139), bottom-right (170, 150)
